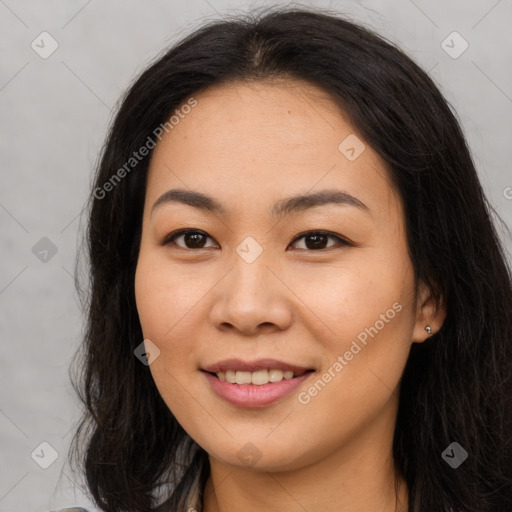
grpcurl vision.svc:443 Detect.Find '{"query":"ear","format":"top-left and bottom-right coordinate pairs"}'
top-left (412, 279), bottom-right (447, 343)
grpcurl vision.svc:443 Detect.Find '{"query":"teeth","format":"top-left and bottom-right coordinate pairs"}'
top-left (216, 369), bottom-right (299, 385)
top-left (252, 369), bottom-right (269, 385)
top-left (235, 371), bottom-right (252, 385)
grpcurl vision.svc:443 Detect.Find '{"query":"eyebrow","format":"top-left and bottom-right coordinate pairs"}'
top-left (150, 187), bottom-right (370, 219)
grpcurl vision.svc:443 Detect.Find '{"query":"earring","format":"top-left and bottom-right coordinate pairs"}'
top-left (425, 325), bottom-right (432, 335)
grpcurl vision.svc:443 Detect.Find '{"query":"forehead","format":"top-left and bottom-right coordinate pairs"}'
top-left (145, 79), bottom-right (399, 221)
top-left (152, 79), bottom-right (355, 161)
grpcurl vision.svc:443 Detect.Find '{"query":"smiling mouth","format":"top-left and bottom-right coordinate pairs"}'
top-left (204, 368), bottom-right (315, 386)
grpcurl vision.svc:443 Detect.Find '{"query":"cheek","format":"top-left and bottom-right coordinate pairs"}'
top-left (134, 257), bottom-right (202, 415)
top-left (299, 250), bottom-right (415, 387)
top-left (135, 256), bottom-right (203, 421)
top-left (134, 251), bottom-right (206, 343)
top-left (295, 255), bottom-right (411, 337)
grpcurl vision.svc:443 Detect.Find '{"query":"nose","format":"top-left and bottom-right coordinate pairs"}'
top-left (208, 252), bottom-right (293, 336)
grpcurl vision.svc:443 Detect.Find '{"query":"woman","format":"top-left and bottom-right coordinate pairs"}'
top-left (66, 6), bottom-right (512, 512)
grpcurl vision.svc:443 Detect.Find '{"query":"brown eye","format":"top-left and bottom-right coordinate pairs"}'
top-left (288, 230), bottom-right (351, 251)
top-left (162, 229), bottom-right (351, 251)
top-left (163, 229), bottom-right (217, 249)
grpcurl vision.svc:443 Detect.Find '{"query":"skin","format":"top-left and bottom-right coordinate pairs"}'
top-left (134, 79), bottom-right (446, 512)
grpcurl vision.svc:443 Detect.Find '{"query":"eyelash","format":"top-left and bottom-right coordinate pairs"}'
top-left (161, 229), bottom-right (352, 251)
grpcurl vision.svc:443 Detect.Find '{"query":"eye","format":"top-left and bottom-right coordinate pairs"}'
top-left (288, 230), bottom-right (352, 251)
top-left (162, 229), bottom-right (218, 250)
top-left (162, 229), bottom-right (351, 251)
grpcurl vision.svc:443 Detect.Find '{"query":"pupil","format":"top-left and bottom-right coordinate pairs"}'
top-left (306, 234), bottom-right (327, 250)
top-left (185, 232), bottom-right (206, 248)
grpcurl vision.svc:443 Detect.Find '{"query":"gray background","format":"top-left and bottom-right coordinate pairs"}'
top-left (1, 0), bottom-right (511, 510)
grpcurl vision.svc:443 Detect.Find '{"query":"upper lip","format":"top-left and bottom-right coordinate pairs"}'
top-left (202, 358), bottom-right (313, 374)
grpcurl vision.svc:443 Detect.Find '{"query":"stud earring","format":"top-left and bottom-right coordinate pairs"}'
top-left (425, 325), bottom-right (432, 335)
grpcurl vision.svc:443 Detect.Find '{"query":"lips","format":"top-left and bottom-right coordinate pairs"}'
top-left (202, 370), bottom-right (314, 407)
top-left (202, 358), bottom-right (312, 374)
top-left (201, 358), bottom-right (315, 407)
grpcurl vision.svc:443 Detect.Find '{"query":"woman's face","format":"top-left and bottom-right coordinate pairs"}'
top-left (135, 79), bottom-right (439, 471)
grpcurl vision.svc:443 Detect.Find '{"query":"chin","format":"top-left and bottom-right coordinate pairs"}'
top-left (201, 435), bottom-right (318, 473)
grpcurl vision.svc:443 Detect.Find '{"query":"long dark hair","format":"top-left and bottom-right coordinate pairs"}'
top-left (68, 5), bottom-right (512, 512)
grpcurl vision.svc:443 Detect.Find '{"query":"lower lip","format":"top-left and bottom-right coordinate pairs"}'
top-left (202, 371), bottom-right (313, 408)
